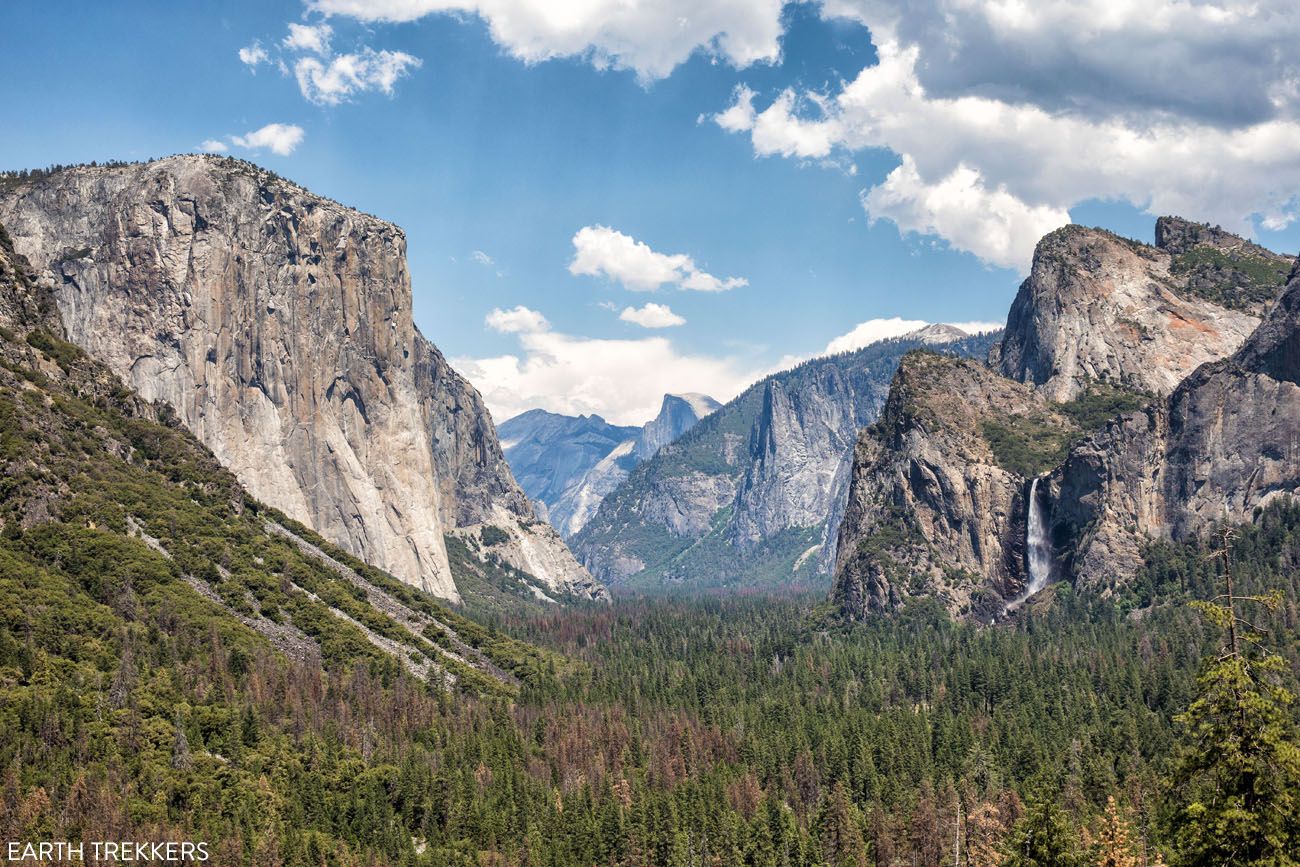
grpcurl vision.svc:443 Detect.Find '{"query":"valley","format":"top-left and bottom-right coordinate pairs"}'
top-left (1, 155), bottom-right (1299, 866)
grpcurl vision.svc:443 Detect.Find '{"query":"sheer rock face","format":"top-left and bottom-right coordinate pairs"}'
top-left (0, 155), bottom-right (603, 604)
top-left (1056, 263), bottom-right (1300, 589)
top-left (499, 394), bottom-right (717, 539)
top-left (832, 353), bottom-right (1073, 620)
top-left (833, 220), bottom-right (1294, 619)
top-left (573, 331), bottom-right (999, 589)
top-left (729, 369), bottom-right (863, 549)
top-left (996, 222), bottom-right (1284, 401)
top-left (634, 394), bottom-right (721, 462)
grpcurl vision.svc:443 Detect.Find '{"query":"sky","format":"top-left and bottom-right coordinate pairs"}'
top-left (4, 0), bottom-right (1300, 425)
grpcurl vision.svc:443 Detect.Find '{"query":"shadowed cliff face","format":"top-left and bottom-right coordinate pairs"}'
top-left (0, 155), bottom-right (603, 605)
top-left (832, 353), bottom-right (1074, 620)
top-left (996, 220), bottom-right (1287, 401)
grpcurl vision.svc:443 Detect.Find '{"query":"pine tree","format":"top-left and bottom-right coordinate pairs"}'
top-left (967, 801), bottom-right (1007, 867)
top-left (170, 713), bottom-right (192, 770)
top-left (1165, 530), bottom-right (1300, 866)
top-left (1002, 795), bottom-right (1082, 867)
top-left (1093, 797), bottom-right (1139, 867)
top-left (816, 781), bottom-right (869, 867)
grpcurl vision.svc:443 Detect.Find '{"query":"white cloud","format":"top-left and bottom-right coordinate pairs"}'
top-left (230, 123), bottom-right (306, 156)
top-left (620, 303), bottom-right (686, 328)
top-left (823, 317), bottom-right (928, 355)
top-left (306, 0), bottom-right (787, 81)
top-left (455, 308), bottom-right (762, 424)
top-left (238, 42), bottom-right (269, 68)
top-left (486, 305), bottom-right (550, 334)
top-left (680, 271), bottom-right (748, 293)
top-left (709, 2), bottom-right (1300, 272)
top-left (461, 305), bottom-right (1003, 424)
top-left (822, 316), bottom-right (1003, 354)
top-left (284, 22), bottom-right (334, 54)
top-left (821, 0), bottom-right (1300, 127)
top-left (568, 225), bottom-right (746, 292)
top-left (199, 139), bottom-right (229, 153)
top-left (471, 250), bottom-right (494, 266)
top-left (861, 157), bottom-right (1070, 271)
top-left (294, 47), bottom-right (421, 105)
top-left (946, 320), bottom-right (1002, 336)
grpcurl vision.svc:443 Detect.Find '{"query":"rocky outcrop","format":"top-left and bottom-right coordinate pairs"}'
top-left (730, 368), bottom-right (861, 548)
top-left (499, 393), bottom-right (718, 538)
top-left (1056, 259), bottom-right (1300, 589)
top-left (832, 218), bottom-right (1295, 619)
top-left (832, 353), bottom-right (1076, 620)
top-left (996, 221), bottom-right (1286, 401)
top-left (0, 155), bottom-right (603, 604)
top-left (634, 393), bottom-right (721, 461)
top-left (573, 330), bottom-right (1000, 589)
top-left (499, 409), bottom-right (640, 530)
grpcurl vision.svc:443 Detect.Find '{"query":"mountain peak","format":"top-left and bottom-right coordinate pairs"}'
top-left (996, 218), bottom-right (1286, 401)
top-left (903, 323), bottom-right (970, 344)
top-left (636, 392), bottom-right (721, 461)
top-left (1154, 215), bottom-right (1263, 256)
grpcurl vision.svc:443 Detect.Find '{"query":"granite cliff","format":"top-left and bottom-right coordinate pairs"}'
top-left (573, 329), bottom-right (999, 590)
top-left (832, 353), bottom-right (1076, 620)
top-left (499, 393), bottom-right (718, 538)
top-left (0, 155), bottom-right (604, 606)
top-left (835, 218), bottom-right (1294, 619)
top-left (995, 219), bottom-right (1288, 401)
top-left (1054, 257), bottom-right (1300, 590)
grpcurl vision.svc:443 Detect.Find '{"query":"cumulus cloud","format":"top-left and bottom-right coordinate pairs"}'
top-left (861, 157), bottom-right (1069, 271)
top-left (945, 320), bottom-right (1002, 336)
top-left (229, 123), bottom-right (306, 156)
top-left (471, 250), bottom-right (494, 266)
top-left (569, 225), bottom-right (746, 292)
top-left (284, 22), bottom-right (333, 54)
top-left (822, 316), bottom-right (1002, 354)
top-left (238, 42), bottom-right (269, 68)
top-left (485, 305), bottom-right (550, 334)
top-left (822, 0), bottom-right (1300, 127)
top-left (713, 1), bottom-right (1300, 272)
top-left (294, 47), bottom-right (421, 105)
top-left (823, 317), bottom-right (928, 355)
top-left (619, 303), bottom-right (686, 328)
top-left (306, 0), bottom-right (786, 81)
top-left (199, 139), bottom-right (229, 153)
top-left (455, 308), bottom-right (760, 424)
top-left (461, 305), bottom-right (1003, 424)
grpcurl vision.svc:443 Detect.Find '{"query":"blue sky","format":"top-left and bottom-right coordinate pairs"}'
top-left (4, 0), bottom-right (1300, 424)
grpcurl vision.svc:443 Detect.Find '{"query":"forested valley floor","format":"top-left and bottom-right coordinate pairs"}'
top-left (5, 498), bottom-right (1300, 865)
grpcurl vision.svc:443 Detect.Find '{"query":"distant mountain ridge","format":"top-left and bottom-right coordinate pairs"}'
top-left (501, 393), bottom-right (720, 537)
top-left (572, 326), bottom-right (1001, 591)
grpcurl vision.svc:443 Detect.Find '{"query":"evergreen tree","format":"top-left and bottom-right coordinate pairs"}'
top-left (1166, 531), bottom-right (1300, 866)
top-left (815, 782), bottom-right (869, 867)
top-left (1093, 797), bottom-right (1140, 867)
top-left (1002, 795), bottom-right (1082, 867)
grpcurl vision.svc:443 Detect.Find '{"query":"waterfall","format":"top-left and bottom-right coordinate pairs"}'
top-left (1024, 477), bottom-right (1052, 597)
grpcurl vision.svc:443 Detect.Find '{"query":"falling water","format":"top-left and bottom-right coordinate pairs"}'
top-left (1024, 477), bottom-right (1052, 597)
